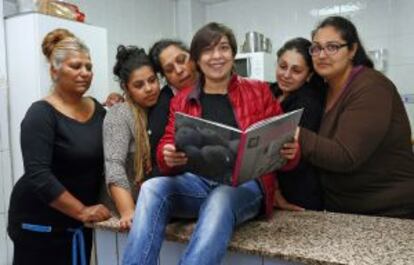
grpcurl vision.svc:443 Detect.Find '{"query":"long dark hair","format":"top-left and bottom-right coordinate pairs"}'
top-left (277, 37), bottom-right (314, 72)
top-left (277, 37), bottom-right (325, 89)
top-left (112, 45), bottom-right (154, 184)
top-left (113, 45), bottom-right (153, 90)
top-left (312, 16), bottom-right (373, 68)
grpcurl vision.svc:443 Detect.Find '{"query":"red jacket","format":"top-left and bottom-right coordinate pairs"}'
top-left (157, 75), bottom-right (300, 217)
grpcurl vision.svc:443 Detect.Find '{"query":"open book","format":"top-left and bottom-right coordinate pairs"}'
top-left (174, 109), bottom-right (303, 186)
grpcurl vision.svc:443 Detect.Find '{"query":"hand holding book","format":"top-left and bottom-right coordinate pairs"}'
top-left (280, 140), bottom-right (299, 160)
top-left (162, 144), bottom-right (188, 168)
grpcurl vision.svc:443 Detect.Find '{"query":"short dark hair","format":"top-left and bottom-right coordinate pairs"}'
top-left (312, 16), bottom-right (373, 68)
top-left (190, 22), bottom-right (237, 63)
top-left (113, 45), bottom-right (153, 91)
top-left (148, 39), bottom-right (189, 76)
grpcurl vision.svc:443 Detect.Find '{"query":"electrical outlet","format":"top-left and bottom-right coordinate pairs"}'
top-left (401, 94), bottom-right (414, 104)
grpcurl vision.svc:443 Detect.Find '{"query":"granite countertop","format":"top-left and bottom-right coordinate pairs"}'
top-left (87, 210), bottom-right (414, 265)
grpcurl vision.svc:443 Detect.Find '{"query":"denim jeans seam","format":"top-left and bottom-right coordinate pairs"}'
top-left (141, 192), bottom-right (168, 265)
top-left (140, 190), bottom-right (208, 264)
top-left (145, 177), bottom-right (210, 199)
top-left (234, 194), bottom-right (263, 224)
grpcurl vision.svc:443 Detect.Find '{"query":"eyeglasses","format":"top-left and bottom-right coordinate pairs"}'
top-left (309, 43), bottom-right (348, 56)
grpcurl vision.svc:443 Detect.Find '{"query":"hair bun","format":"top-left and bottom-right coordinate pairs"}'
top-left (113, 45), bottom-right (146, 78)
top-left (115, 45), bottom-right (145, 62)
top-left (42, 28), bottom-right (75, 61)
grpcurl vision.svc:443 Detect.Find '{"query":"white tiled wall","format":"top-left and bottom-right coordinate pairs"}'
top-left (1, 0), bottom-right (13, 263)
top-left (0, 71), bottom-right (13, 265)
top-left (205, 0), bottom-right (414, 130)
top-left (70, 0), bottom-right (177, 92)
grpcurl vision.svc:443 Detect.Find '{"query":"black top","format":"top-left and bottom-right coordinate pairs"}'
top-left (269, 82), bottom-right (324, 131)
top-left (148, 85), bottom-right (175, 177)
top-left (200, 89), bottom-right (238, 129)
top-left (8, 99), bottom-right (106, 229)
top-left (269, 82), bottom-right (325, 210)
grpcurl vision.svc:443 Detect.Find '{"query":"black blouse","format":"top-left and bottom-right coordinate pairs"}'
top-left (269, 82), bottom-right (325, 210)
top-left (200, 88), bottom-right (238, 129)
top-left (8, 99), bottom-right (106, 229)
top-left (148, 85), bottom-right (175, 177)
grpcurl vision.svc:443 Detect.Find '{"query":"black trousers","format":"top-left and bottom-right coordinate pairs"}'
top-left (9, 226), bottom-right (92, 265)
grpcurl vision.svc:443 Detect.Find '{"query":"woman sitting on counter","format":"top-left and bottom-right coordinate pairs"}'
top-left (298, 16), bottom-right (414, 218)
top-left (103, 45), bottom-right (160, 231)
top-left (122, 22), bottom-right (299, 265)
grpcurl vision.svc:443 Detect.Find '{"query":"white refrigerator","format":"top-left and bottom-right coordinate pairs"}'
top-left (5, 12), bottom-right (109, 183)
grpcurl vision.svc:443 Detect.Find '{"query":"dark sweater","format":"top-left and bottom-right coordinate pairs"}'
top-left (300, 67), bottom-right (414, 218)
top-left (269, 82), bottom-right (325, 210)
top-left (148, 85), bottom-right (175, 176)
top-left (200, 88), bottom-right (238, 128)
top-left (8, 99), bottom-right (106, 230)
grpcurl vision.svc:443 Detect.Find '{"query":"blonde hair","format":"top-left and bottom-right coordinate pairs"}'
top-left (126, 96), bottom-right (151, 184)
top-left (42, 28), bottom-right (90, 69)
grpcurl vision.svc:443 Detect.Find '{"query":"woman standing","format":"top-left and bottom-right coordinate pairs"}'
top-left (269, 37), bottom-right (325, 211)
top-left (8, 28), bottom-right (111, 265)
top-left (103, 45), bottom-right (160, 231)
top-left (300, 16), bottom-right (414, 218)
top-left (122, 22), bottom-right (299, 265)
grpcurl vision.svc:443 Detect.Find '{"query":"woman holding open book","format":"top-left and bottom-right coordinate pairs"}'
top-left (122, 23), bottom-right (300, 265)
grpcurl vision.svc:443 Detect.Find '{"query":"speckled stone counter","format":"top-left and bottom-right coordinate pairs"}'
top-left (87, 210), bottom-right (414, 265)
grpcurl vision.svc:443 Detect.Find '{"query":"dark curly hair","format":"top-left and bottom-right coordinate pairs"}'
top-left (113, 45), bottom-right (153, 90)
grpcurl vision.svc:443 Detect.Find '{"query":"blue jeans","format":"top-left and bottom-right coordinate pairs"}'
top-left (122, 173), bottom-right (263, 265)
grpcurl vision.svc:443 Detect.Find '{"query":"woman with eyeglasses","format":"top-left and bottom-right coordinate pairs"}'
top-left (298, 16), bottom-right (414, 218)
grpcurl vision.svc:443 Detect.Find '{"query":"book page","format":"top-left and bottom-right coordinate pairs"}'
top-left (237, 109), bottom-right (303, 183)
top-left (246, 109), bottom-right (303, 132)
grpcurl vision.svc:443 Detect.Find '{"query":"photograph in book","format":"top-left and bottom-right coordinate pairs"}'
top-left (174, 109), bottom-right (303, 186)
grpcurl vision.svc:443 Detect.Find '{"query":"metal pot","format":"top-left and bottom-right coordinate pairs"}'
top-left (242, 31), bottom-right (265, 52)
top-left (263, 38), bottom-right (272, 53)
